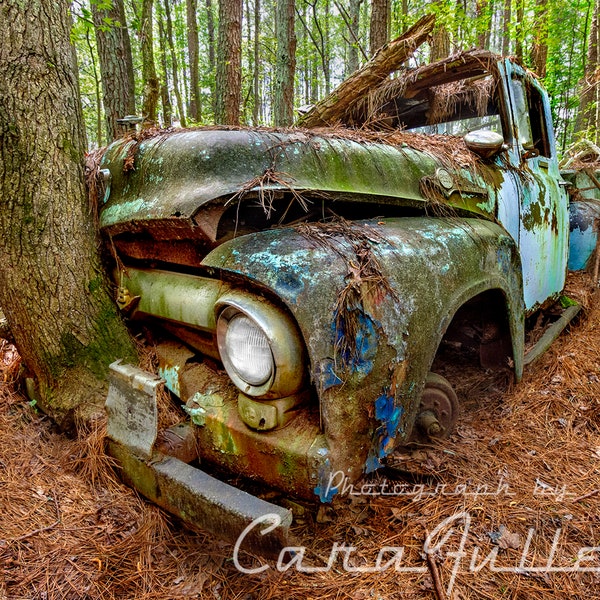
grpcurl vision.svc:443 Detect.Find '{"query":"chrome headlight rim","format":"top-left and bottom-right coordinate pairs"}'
top-left (216, 294), bottom-right (306, 398)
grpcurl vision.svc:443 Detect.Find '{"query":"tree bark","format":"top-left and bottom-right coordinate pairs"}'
top-left (347, 0), bottom-right (363, 73)
top-left (253, 0), bottom-right (261, 124)
top-left (515, 0), bottom-right (524, 61)
top-left (163, 0), bottom-right (187, 127)
top-left (85, 27), bottom-right (103, 147)
top-left (140, 0), bottom-right (160, 126)
top-left (502, 0), bottom-right (511, 56)
top-left (369, 0), bottom-right (391, 56)
top-left (206, 0), bottom-right (217, 115)
top-left (575, 0), bottom-right (599, 137)
top-left (296, 13), bottom-right (435, 128)
top-left (157, 14), bottom-right (173, 126)
top-left (91, 0), bottom-right (136, 141)
top-left (0, 0), bottom-right (136, 426)
top-left (530, 0), bottom-right (548, 78)
top-left (476, 0), bottom-right (491, 49)
top-left (215, 0), bottom-right (242, 125)
top-left (273, 0), bottom-right (297, 126)
top-left (206, 0), bottom-right (216, 73)
top-left (187, 0), bottom-right (201, 122)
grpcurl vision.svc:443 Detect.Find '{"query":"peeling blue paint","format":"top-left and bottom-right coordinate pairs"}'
top-left (375, 392), bottom-right (403, 441)
top-left (333, 309), bottom-right (379, 376)
top-left (313, 457), bottom-right (338, 502)
top-left (569, 228), bottom-right (597, 270)
top-left (318, 359), bottom-right (344, 390)
top-left (568, 201), bottom-right (600, 270)
top-left (158, 364), bottom-right (181, 397)
top-left (365, 390), bottom-right (404, 473)
top-left (364, 452), bottom-right (382, 473)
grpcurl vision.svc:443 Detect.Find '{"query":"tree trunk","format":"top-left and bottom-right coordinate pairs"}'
top-left (206, 0), bottom-right (217, 115)
top-left (206, 0), bottom-right (216, 73)
top-left (429, 25), bottom-right (450, 61)
top-left (187, 0), bottom-right (202, 122)
top-left (369, 0), bottom-right (391, 55)
top-left (476, 0), bottom-right (490, 49)
top-left (215, 0), bottom-right (242, 125)
top-left (163, 0), bottom-right (187, 127)
top-left (347, 0), bottom-right (363, 73)
top-left (515, 0), bottom-right (524, 61)
top-left (85, 27), bottom-right (103, 147)
top-left (322, 0), bottom-right (331, 95)
top-left (140, 0), bottom-right (160, 126)
top-left (0, 0), bottom-right (136, 427)
top-left (253, 0), bottom-right (261, 124)
top-left (273, 0), bottom-right (297, 126)
top-left (91, 0), bottom-right (136, 141)
top-left (502, 0), bottom-right (511, 56)
top-left (158, 14), bottom-right (173, 126)
top-left (530, 0), bottom-right (548, 78)
top-left (575, 0), bottom-right (599, 137)
top-left (297, 13), bottom-right (435, 128)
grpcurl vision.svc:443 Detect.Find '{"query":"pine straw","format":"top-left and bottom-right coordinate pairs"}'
top-left (295, 218), bottom-right (398, 375)
top-left (1, 273), bottom-right (600, 599)
top-left (85, 123), bottom-right (484, 202)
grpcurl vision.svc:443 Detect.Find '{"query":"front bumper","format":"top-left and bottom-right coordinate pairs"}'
top-left (105, 361), bottom-right (292, 555)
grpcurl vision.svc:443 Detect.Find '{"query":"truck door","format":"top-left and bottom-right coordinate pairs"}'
top-left (504, 62), bottom-right (569, 312)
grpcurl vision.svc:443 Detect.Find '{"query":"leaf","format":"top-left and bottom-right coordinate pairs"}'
top-left (488, 525), bottom-right (521, 549)
top-left (316, 505), bottom-right (334, 523)
top-left (390, 507), bottom-right (404, 520)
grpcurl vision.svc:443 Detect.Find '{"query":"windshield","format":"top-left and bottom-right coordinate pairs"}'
top-left (401, 75), bottom-right (502, 137)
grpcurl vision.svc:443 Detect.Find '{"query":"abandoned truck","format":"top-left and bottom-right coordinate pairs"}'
top-left (98, 51), bottom-right (600, 551)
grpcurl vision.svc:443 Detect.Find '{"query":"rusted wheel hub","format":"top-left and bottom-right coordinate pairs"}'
top-left (411, 372), bottom-right (459, 442)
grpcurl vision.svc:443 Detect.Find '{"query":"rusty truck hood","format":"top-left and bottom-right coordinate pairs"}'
top-left (99, 128), bottom-right (493, 232)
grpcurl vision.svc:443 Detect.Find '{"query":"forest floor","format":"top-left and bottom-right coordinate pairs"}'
top-left (1, 273), bottom-right (599, 600)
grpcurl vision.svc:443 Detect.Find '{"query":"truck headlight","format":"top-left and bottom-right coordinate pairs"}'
top-left (221, 313), bottom-right (273, 386)
top-left (216, 294), bottom-right (306, 398)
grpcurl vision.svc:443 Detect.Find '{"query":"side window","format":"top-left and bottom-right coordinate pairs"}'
top-left (510, 75), bottom-right (551, 158)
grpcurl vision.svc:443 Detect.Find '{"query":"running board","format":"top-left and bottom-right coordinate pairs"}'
top-left (523, 304), bottom-right (581, 366)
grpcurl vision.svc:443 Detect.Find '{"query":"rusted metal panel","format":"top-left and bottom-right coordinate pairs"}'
top-left (113, 216), bottom-right (523, 500)
top-left (98, 127), bottom-right (504, 238)
top-left (108, 441), bottom-right (292, 556)
top-left (105, 361), bottom-right (162, 459)
top-left (501, 61), bottom-right (569, 311)
top-left (99, 130), bottom-right (434, 229)
top-left (562, 170), bottom-right (600, 271)
top-left (198, 217), bottom-right (524, 492)
top-left (105, 360), bottom-right (293, 551)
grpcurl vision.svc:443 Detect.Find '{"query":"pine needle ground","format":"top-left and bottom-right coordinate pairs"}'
top-left (0, 273), bottom-right (599, 599)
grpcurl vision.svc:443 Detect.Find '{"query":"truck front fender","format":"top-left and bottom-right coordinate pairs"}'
top-left (202, 216), bottom-right (524, 479)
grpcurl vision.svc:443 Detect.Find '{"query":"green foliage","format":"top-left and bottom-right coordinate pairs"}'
top-left (71, 0), bottom-right (598, 151)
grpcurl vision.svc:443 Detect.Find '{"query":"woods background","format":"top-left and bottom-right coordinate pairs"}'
top-left (75, 0), bottom-right (600, 154)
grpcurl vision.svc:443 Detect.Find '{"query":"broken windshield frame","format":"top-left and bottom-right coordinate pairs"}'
top-left (401, 75), bottom-right (503, 138)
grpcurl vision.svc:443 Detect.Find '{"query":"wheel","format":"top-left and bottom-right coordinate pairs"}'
top-left (410, 372), bottom-right (459, 443)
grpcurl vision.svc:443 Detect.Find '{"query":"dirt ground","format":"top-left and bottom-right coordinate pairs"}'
top-left (1, 274), bottom-right (599, 600)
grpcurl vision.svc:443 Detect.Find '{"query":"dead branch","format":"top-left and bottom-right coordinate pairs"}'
top-left (425, 542), bottom-right (448, 600)
top-left (296, 13), bottom-right (435, 128)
